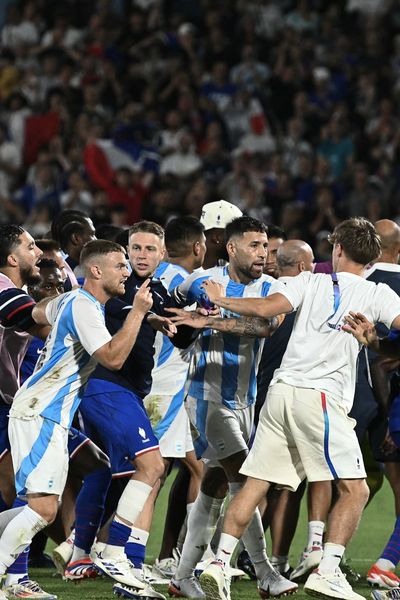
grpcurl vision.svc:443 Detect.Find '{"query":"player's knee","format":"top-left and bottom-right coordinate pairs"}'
top-left (136, 451), bottom-right (165, 484)
top-left (337, 478), bottom-right (369, 507)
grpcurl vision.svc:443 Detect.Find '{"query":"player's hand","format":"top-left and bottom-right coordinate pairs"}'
top-left (197, 306), bottom-right (221, 317)
top-left (342, 312), bottom-right (377, 346)
top-left (380, 428), bottom-right (397, 456)
top-left (147, 314), bottom-right (177, 337)
top-left (201, 280), bottom-right (225, 304)
top-left (165, 307), bottom-right (210, 329)
top-left (133, 279), bottom-right (153, 316)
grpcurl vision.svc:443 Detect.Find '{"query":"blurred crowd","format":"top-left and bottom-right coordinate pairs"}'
top-left (1, 0), bottom-right (400, 261)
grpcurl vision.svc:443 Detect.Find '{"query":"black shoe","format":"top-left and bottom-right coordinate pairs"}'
top-left (29, 553), bottom-right (55, 568)
top-left (236, 550), bottom-right (256, 580)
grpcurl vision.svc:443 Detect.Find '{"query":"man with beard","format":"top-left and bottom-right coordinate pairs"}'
top-left (0, 239), bottom-right (153, 600)
top-left (167, 216), bottom-right (296, 599)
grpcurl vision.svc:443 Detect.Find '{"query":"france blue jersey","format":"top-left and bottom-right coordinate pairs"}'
top-left (150, 261), bottom-right (192, 396)
top-left (173, 265), bottom-right (285, 409)
top-left (10, 289), bottom-right (112, 429)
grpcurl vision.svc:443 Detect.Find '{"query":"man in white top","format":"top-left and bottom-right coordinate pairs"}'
top-left (179, 218), bottom-right (400, 600)
top-left (0, 239), bottom-right (153, 599)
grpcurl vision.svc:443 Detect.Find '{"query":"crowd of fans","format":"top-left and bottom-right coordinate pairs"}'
top-left (1, 0), bottom-right (400, 258)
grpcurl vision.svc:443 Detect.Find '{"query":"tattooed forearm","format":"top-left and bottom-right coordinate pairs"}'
top-left (205, 316), bottom-right (279, 337)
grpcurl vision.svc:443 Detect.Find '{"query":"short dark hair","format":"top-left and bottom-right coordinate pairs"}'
top-left (0, 225), bottom-right (24, 267)
top-left (266, 224), bottom-right (287, 241)
top-left (80, 239), bottom-right (125, 266)
top-left (165, 217), bottom-right (205, 257)
top-left (51, 209), bottom-right (87, 243)
top-left (35, 238), bottom-right (61, 252)
top-left (59, 218), bottom-right (91, 249)
top-left (329, 217), bottom-right (381, 265)
top-left (225, 216), bottom-right (268, 243)
top-left (36, 258), bottom-right (59, 270)
top-left (95, 224), bottom-right (124, 242)
top-left (128, 221), bottom-right (164, 240)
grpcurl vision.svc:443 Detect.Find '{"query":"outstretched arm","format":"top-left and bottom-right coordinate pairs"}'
top-left (201, 280), bottom-right (293, 318)
top-left (166, 308), bottom-right (282, 338)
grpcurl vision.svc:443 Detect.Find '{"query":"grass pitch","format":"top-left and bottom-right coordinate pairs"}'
top-left (31, 473), bottom-right (394, 599)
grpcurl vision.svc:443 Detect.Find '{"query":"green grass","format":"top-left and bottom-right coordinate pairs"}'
top-left (30, 473), bottom-right (396, 599)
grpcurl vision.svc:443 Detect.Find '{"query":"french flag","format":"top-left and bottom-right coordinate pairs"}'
top-left (85, 138), bottom-right (160, 179)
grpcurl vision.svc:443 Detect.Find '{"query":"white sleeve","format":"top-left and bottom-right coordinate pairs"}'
top-left (72, 297), bottom-right (112, 356)
top-left (373, 283), bottom-right (400, 328)
top-left (45, 295), bottom-right (65, 325)
top-left (267, 279), bottom-right (286, 295)
top-left (276, 271), bottom-right (312, 310)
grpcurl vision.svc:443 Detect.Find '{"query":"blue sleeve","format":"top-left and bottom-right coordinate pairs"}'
top-left (0, 288), bottom-right (35, 331)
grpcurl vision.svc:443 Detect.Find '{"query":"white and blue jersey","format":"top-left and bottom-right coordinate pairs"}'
top-left (173, 265), bottom-right (285, 410)
top-left (11, 289), bottom-right (112, 429)
top-left (151, 262), bottom-right (192, 396)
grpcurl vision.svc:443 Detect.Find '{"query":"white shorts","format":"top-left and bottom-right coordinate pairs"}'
top-left (185, 396), bottom-right (254, 467)
top-left (241, 382), bottom-right (366, 491)
top-left (9, 415), bottom-right (69, 497)
top-left (144, 393), bottom-right (194, 458)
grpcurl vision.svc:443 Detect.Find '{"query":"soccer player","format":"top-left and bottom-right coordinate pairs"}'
top-left (167, 216), bottom-right (296, 599)
top-left (0, 225), bottom-right (59, 599)
top-left (76, 221), bottom-right (190, 598)
top-left (0, 239), bottom-right (153, 599)
top-left (191, 217), bottom-right (400, 600)
top-left (145, 216), bottom-right (206, 575)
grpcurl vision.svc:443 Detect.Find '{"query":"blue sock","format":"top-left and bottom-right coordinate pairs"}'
top-left (125, 528), bottom-right (149, 570)
top-left (7, 498), bottom-right (29, 583)
top-left (107, 520), bottom-right (131, 549)
top-left (74, 467), bottom-right (111, 553)
top-left (381, 515), bottom-right (400, 566)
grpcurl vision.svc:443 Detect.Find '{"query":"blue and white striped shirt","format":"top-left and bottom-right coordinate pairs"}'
top-left (150, 262), bottom-right (192, 396)
top-left (174, 266), bottom-right (284, 409)
top-left (11, 289), bottom-right (112, 428)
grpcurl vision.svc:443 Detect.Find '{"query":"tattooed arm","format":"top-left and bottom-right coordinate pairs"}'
top-left (165, 308), bottom-right (282, 338)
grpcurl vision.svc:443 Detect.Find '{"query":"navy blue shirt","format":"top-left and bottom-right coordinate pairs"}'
top-left (90, 271), bottom-right (174, 398)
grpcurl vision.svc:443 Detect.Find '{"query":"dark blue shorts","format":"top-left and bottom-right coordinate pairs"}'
top-left (79, 378), bottom-right (159, 475)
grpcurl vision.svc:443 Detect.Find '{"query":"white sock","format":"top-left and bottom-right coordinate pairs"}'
top-left (127, 526), bottom-right (149, 577)
top-left (0, 507), bottom-right (24, 536)
top-left (271, 555), bottom-right (290, 574)
top-left (318, 542), bottom-right (345, 574)
top-left (215, 533), bottom-right (239, 566)
top-left (175, 492), bottom-right (224, 579)
top-left (176, 503), bottom-right (194, 551)
top-left (228, 483), bottom-right (270, 581)
top-left (376, 558), bottom-right (396, 571)
top-left (115, 480), bottom-right (153, 525)
top-left (0, 506), bottom-right (48, 573)
top-left (307, 521), bottom-right (324, 550)
top-left (71, 546), bottom-right (89, 562)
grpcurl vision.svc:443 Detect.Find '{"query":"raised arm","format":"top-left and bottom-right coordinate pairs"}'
top-left (201, 279), bottom-right (293, 318)
top-left (93, 279), bottom-right (153, 370)
top-left (166, 307), bottom-right (282, 338)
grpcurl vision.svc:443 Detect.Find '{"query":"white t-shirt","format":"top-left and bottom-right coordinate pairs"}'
top-left (272, 271), bottom-right (400, 410)
top-left (11, 289), bottom-right (111, 428)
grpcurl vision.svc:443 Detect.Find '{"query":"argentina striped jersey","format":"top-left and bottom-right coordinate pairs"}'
top-left (174, 265), bottom-right (285, 409)
top-left (150, 261), bottom-right (193, 396)
top-left (10, 289), bottom-right (112, 428)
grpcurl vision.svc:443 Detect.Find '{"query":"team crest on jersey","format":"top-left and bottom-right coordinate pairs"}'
top-left (138, 427), bottom-right (150, 442)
